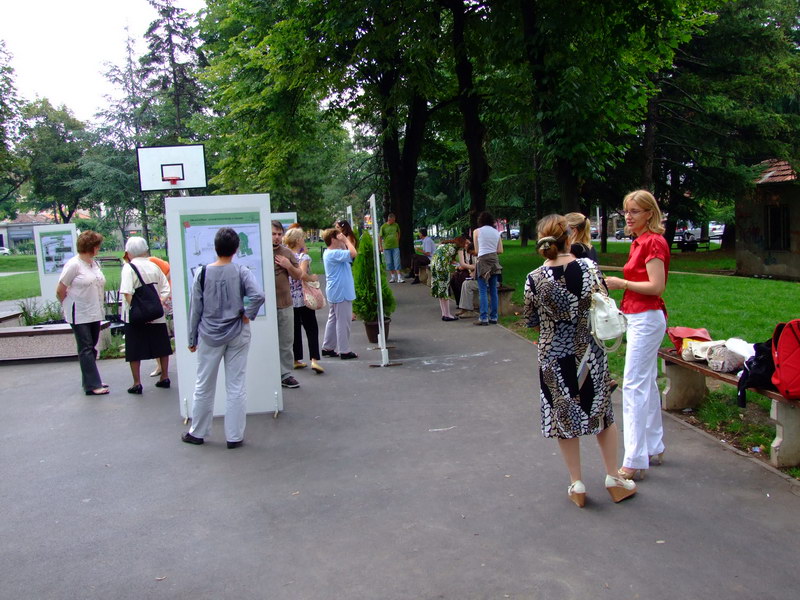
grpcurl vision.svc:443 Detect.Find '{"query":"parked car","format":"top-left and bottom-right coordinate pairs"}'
top-left (709, 222), bottom-right (725, 238)
top-left (0, 246), bottom-right (11, 255)
top-left (510, 228), bottom-right (520, 240)
top-left (590, 226), bottom-right (598, 239)
top-left (615, 229), bottom-right (632, 240)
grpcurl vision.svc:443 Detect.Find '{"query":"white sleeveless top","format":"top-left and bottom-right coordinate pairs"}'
top-left (476, 226), bottom-right (501, 257)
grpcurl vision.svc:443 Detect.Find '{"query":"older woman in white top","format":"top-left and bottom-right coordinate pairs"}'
top-left (120, 237), bottom-right (172, 394)
top-left (57, 231), bottom-right (108, 396)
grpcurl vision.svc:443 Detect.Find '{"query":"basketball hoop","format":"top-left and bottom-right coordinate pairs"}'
top-left (163, 177), bottom-right (180, 186)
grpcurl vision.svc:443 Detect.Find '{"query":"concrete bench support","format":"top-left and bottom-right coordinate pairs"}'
top-left (770, 401), bottom-right (800, 468)
top-left (661, 359), bottom-right (708, 410)
top-left (497, 285), bottom-right (515, 317)
top-left (418, 266), bottom-right (431, 286)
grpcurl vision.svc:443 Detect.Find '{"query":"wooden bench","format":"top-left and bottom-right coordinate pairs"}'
top-left (670, 238), bottom-right (711, 252)
top-left (0, 321), bottom-right (111, 361)
top-left (658, 348), bottom-right (800, 468)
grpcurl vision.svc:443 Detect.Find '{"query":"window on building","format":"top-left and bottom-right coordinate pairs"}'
top-left (764, 205), bottom-right (790, 252)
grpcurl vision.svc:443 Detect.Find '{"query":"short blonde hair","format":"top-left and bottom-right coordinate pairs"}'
top-left (623, 190), bottom-right (665, 235)
top-left (322, 228), bottom-right (339, 247)
top-left (565, 212), bottom-right (592, 246)
top-left (283, 227), bottom-right (305, 250)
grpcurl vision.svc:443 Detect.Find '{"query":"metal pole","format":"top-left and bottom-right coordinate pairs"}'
top-left (368, 195), bottom-right (389, 366)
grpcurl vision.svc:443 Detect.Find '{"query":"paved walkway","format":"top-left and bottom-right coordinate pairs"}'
top-left (2, 280), bottom-right (799, 599)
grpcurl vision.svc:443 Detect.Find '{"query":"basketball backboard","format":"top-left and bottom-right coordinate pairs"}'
top-left (136, 144), bottom-right (207, 192)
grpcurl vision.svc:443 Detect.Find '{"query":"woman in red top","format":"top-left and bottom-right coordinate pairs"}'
top-left (606, 190), bottom-right (669, 480)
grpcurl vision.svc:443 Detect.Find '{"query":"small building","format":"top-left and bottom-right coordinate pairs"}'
top-left (0, 213), bottom-right (53, 249)
top-left (736, 159), bottom-right (799, 281)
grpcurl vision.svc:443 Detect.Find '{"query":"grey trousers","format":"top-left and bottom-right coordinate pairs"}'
top-left (277, 306), bottom-right (294, 379)
top-left (322, 300), bottom-right (353, 354)
top-left (189, 326), bottom-right (251, 443)
top-left (458, 279), bottom-right (479, 311)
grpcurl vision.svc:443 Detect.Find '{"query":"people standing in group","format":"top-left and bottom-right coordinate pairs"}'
top-left (379, 212), bottom-right (403, 283)
top-left (182, 227), bottom-right (265, 449)
top-left (119, 237), bottom-right (172, 394)
top-left (565, 212), bottom-right (598, 262)
top-left (605, 190), bottom-right (670, 481)
top-left (321, 228), bottom-right (359, 360)
top-left (472, 211), bottom-right (503, 326)
top-left (57, 231), bottom-right (109, 396)
top-left (271, 221), bottom-right (304, 389)
top-left (524, 214), bottom-right (636, 507)
top-left (430, 237), bottom-right (468, 322)
top-left (283, 227), bottom-right (324, 375)
top-left (409, 227), bottom-right (436, 284)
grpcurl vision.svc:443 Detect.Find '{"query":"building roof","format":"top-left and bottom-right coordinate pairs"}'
top-left (757, 159), bottom-right (797, 185)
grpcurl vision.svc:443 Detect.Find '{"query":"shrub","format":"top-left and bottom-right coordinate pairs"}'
top-left (352, 231), bottom-right (396, 322)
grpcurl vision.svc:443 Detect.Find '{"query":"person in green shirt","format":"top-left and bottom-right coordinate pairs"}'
top-left (379, 213), bottom-right (403, 283)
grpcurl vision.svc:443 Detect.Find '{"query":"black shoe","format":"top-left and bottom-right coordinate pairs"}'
top-left (411, 279), bottom-right (421, 284)
top-left (281, 376), bottom-right (300, 388)
top-left (127, 384), bottom-right (143, 394)
top-left (441, 316), bottom-right (458, 321)
top-left (473, 321), bottom-right (489, 326)
top-left (85, 388), bottom-right (110, 396)
top-left (182, 432), bottom-right (204, 445)
top-left (227, 440), bottom-right (243, 449)
top-left (155, 378), bottom-right (171, 388)
top-left (489, 319), bottom-right (498, 324)
top-left (340, 351), bottom-right (359, 360)
top-left (321, 349), bottom-right (339, 358)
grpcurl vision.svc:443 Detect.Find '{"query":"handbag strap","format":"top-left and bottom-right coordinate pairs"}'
top-left (128, 262), bottom-right (146, 288)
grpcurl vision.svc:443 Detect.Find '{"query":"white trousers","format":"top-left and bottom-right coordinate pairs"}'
top-left (622, 310), bottom-right (666, 470)
top-left (189, 325), bottom-right (251, 443)
top-left (322, 300), bottom-right (352, 354)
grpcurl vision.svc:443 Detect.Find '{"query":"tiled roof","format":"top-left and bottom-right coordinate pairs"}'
top-left (757, 159), bottom-right (797, 185)
top-left (1, 213), bottom-right (53, 225)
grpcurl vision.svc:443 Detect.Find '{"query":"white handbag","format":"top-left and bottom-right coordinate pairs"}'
top-left (588, 264), bottom-right (627, 352)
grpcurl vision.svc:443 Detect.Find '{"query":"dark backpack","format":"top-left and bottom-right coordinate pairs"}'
top-left (737, 340), bottom-right (776, 407)
top-left (128, 263), bottom-right (165, 324)
top-left (772, 320), bottom-right (800, 400)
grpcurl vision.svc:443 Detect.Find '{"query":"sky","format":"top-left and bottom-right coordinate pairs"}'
top-left (0, 0), bottom-right (207, 123)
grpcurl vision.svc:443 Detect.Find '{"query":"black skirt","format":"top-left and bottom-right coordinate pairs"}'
top-left (124, 322), bottom-right (172, 362)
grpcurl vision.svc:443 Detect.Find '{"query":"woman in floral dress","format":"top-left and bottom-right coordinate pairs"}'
top-left (524, 214), bottom-right (636, 507)
top-left (430, 237), bottom-right (467, 321)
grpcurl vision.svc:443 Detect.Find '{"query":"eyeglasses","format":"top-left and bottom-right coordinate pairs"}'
top-left (622, 209), bottom-right (649, 216)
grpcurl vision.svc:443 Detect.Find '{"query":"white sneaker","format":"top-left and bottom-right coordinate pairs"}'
top-left (389, 275), bottom-right (396, 283)
top-left (396, 276), bottom-right (405, 283)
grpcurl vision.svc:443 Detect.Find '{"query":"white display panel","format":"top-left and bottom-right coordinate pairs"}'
top-left (166, 194), bottom-right (282, 419)
top-left (34, 224), bottom-right (77, 304)
top-left (271, 212), bottom-right (298, 228)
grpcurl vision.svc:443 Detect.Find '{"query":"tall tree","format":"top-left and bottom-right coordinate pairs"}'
top-left (140, 0), bottom-right (206, 144)
top-left (18, 99), bottom-right (88, 223)
top-left (0, 40), bottom-right (25, 218)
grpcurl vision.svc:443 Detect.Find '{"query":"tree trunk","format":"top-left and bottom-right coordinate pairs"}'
top-left (556, 158), bottom-right (580, 213)
top-left (446, 0), bottom-right (489, 225)
top-left (642, 94), bottom-right (658, 190)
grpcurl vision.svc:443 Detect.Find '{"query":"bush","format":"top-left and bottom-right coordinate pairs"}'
top-left (352, 231), bottom-right (396, 322)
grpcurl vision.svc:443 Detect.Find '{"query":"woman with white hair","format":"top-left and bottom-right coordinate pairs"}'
top-left (120, 237), bottom-right (172, 394)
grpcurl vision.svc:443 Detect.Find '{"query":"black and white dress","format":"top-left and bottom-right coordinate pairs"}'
top-left (523, 258), bottom-right (613, 439)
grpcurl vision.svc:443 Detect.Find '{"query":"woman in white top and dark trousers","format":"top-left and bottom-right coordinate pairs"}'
top-left (120, 237), bottom-right (172, 394)
top-left (472, 211), bottom-right (503, 325)
top-left (57, 231), bottom-right (108, 396)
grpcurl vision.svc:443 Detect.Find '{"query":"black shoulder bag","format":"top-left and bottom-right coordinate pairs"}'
top-left (128, 262), bottom-right (165, 324)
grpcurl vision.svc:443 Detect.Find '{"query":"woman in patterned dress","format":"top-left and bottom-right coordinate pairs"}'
top-left (524, 214), bottom-right (636, 507)
top-left (430, 237), bottom-right (468, 321)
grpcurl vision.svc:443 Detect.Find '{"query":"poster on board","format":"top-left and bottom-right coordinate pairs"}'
top-left (38, 230), bottom-right (75, 274)
top-left (179, 212), bottom-right (266, 317)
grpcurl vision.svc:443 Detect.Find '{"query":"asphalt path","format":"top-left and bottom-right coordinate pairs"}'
top-left (1, 276), bottom-right (798, 599)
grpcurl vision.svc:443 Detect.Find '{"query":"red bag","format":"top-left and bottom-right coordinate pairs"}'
top-left (667, 326), bottom-right (712, 352)
top-left (771, 320), bottom-right (800, 400)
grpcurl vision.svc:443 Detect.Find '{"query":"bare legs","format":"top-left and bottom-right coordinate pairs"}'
top-left (129, 360), bottom-right (142, 387)
top-left (557, 423), bottom-right (622, 482)
top-left (438, 298), bottom-right (453, 319)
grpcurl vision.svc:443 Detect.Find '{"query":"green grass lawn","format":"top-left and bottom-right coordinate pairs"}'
top-left (0, 254), bottom-right (38, 273)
